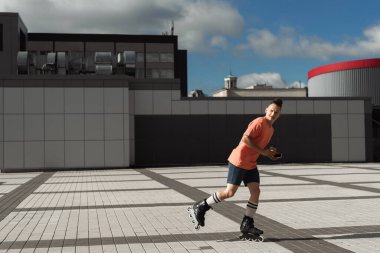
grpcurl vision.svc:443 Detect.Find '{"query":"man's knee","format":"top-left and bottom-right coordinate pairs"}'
top-left (250, 185), bottom-right (261, 196)
top-left (226, 189), bottom-right (235, 198)
top-left (222, 188), bottom-right (236, 199)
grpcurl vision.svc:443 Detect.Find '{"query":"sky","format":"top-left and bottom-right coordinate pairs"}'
top-left (2, 0), bottom-right (380, 95)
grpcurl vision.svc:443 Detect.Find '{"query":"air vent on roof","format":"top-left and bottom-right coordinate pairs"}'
top-left (56, 52), bottom-right (67, 75)
top-left (69, 58), bottom-right (83, 74)
top-left (116, 51), bottom-right (135, 76)
top-left (46, 52), bottom-right (56, 65)
top-left (95, 52), bottom-right (113, 75)
top-left (117, 53), bottom-right (124, 65)
top-left (95, 52), bottom-right (112, 64)
top-left (42, 52), bottom-right (57, 74)
top-left (95, 65), bottom-right (113, 75)
top-left (124, 51), bottom-right (136, 67)
top-left (124, 51), bottom-right (136, 77)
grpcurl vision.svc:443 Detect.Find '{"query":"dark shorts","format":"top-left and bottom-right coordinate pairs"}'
top-left (227, 162), bottom-right (260, 186)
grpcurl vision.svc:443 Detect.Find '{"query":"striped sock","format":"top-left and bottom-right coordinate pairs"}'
top-left (206, 192), bottom-right (222, 206)
top-left (245, 201), bottom-right (258, 218)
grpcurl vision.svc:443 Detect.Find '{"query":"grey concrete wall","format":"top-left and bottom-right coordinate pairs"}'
top-left (0, 78), bottom-right (133, 171)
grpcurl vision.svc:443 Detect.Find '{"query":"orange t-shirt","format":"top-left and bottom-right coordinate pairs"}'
top-left (228, 117), bottom-right (274, 170)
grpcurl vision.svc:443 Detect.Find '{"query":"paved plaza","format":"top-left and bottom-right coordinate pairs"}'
top-left (0, 163), bottom-right (379, 252)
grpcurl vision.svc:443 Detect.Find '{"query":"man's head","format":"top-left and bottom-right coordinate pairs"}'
top-left (265, 98), bottom-right (282, 124)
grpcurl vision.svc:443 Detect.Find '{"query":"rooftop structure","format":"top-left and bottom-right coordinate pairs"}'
top-left (212, 74), bottom-right (307, 97)
top-left (308, 58), bottom-right (380, 106)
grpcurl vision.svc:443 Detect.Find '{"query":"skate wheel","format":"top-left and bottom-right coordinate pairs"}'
top-left (195, 224), bottom-right (200, 230)
top-left (187, 207), bottom-right (191, 212)
top-left (257, 236), bottom-right (264, 242)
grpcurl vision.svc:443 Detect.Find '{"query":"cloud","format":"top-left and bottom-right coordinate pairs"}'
top-left (237, 72), bottom-right (306, 88)
top-left (175, 0), bottom-right (243, 52)
top-left (0, 0), bottom-right (243, 52)
top-left (238, 72), bottom-right (286, 88)
top-left (237, 24), bottom-right (380, 60)
top-left (210, 36), bottom-right (228, 49)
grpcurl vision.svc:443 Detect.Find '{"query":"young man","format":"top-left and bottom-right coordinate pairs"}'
top-left (189, 98), bottom-right (282, 237)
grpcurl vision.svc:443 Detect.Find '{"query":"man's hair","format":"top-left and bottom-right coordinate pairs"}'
top-left (271, 98), bottom-right (283, 108)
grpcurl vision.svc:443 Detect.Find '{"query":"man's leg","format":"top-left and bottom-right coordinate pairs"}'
top-left (240, 167), bottom-right (263, 236)
top-left (240, 182), bottom-right (263, 235)
top-left (190, 163), bottom-right (242, 228)
top-left (243, 167), bottom-right (260, 218)
top-left (206, 162), bottom-right (242, 206)
top-left (220, 183), bottom-right (240, 200)
top-left (191, 183), bottom-right (239, 228)
top-left (205, 183), bottom-right (238, 207)
top-left (246, 182), bottom-right (260, 218)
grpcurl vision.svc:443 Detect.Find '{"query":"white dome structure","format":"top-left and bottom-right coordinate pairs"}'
top-left (308, 58), bottom-right (380, 105)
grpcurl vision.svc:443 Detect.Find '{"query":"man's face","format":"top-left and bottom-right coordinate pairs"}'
top-left (265, 103), bottom-right (281, 124)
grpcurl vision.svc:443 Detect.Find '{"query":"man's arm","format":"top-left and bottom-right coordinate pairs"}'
top-left (241, 134), bottom-right (278, 160)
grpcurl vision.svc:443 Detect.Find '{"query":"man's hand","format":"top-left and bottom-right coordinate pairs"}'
top-left (264, 146), bottom-right (281, 160)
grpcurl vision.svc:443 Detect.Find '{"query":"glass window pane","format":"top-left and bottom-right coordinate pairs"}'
top-left (152, 69), bottom-right (160, 78)
top-left (146, 68), bottom-right (152, 78)
top-left (160, 69), bottom-right (174, 78)
top-left (146, 53), bottom-right (159, 62)
top-left (160, 53), bottom-right (174, 62)
top-left (136, 68), bottom-right (145, 79)
top-left (136, 52), bottom-right (144, 63)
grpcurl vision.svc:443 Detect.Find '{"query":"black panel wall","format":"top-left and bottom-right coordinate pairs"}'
top-left (135, 114), bottom-right (332, 166)
top-left (0, 24), bottom-right (3, 51)
top-left (267, 115), bottom-right (331, 163)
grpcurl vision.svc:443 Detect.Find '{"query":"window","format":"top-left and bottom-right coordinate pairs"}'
top-left (144, 52), bottom-right (174, 63)
top-left (160, 69), bottom-right (174, 78)
top-left (152, 69), bottom-right (160, 78)
top-left (146, 68), bottom-right (160, 78)
top-left (146, 53), bottom-right (159, 62)
top-left (0, 24), bottom-right (3, 51)
top-left (146, 68), bottom-right (174, 79)
top-left (136, 52), bottom-right (144, 63)
top-left (160, 53), bottom-right (174, 62)
top-left (136, 68), bottom-right (145, 79)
